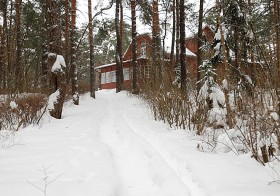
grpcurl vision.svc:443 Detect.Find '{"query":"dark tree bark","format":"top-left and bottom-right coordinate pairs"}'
top-left (0, 0), bottom-right (7, 90)
top-left (274, 0), bottom-right (280, 116)
top-left (197, 0), bottom-right (204, 90)
top-left (65, 0), bottom-right (70, 66)
top-left (175, 0), bottom-right (180, 69)
top-left (47, 0), bottom-right (67, 119)
top-left (7, 0), bottom-right (14, 95)
top-left (0, 25), bottom-right (2, 89)
top-left (70, 0), bottom-right (79, 105)
top-left (88, 0), bottom-right (96, 98)
top-left (152, 0), bottom-right (161, 85)
top-left (115, 0), bottom-right (124, 93)
top-left (170, 0), bottom-right (176, 68)
top-left (131, 0), bottom-right (139, 94)
top-left (15, 0), bottom-right (23, 93)
top-left (180, 0), bottom-right (186, 92)
top-left (41, 0), bottom-right (48, 90)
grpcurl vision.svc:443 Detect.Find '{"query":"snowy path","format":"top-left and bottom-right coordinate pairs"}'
top-left (98, 93), bottom-right (192, 196)
top-left (0, 90), bottom-right (279, 196)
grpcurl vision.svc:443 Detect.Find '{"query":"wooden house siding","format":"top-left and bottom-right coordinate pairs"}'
top-left (95, 26), bottom-right (215, 89)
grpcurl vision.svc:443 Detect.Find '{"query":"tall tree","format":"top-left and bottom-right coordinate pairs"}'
top-left (0, 0), bottom-right (7, 90)
top-left (41, 0), bottom-right (48, 90)
top-left (180, 0), bottom-right (186, 92)
top-left (216, 0), bottom-right (233, 128)
top-left (152, 0), bottom-right (161, 85)
top-left (65, 0), bottom-right (70, 66)
top-left (47, 0), bottom-right (67, 119)
top-left (197, 0), bottom-right (204, 90)
top-left (115, 0), bottom-right (124, 93)
top-left (131, 0), bottom-right (138, 94)
top-left (70, 0), bottom-right (79, 105)
top-left (15, 0), bottom-right (23, 93)
top-left (88, 0), bottom-right (95, 98)
top-left (274, 0), bottom-right (280, 115)
top-left (170, 0), bottom-right (176, 68)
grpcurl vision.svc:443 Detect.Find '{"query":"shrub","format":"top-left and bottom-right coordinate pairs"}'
top-left (0, 94), bottom-right (47, 131)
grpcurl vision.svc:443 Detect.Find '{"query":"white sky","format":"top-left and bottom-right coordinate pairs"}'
top-left (77, 0), bottom-right (215, 28)
top-left (76, 0), bottom-right (215, 51)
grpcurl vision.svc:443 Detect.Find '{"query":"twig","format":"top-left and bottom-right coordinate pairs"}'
top-left (76, 0), bottom-right (114, 50)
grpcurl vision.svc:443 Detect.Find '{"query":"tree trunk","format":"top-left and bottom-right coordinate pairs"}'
top-left (41, 1), bottom-right (48, 91)
top-left (274, 0), bottom-right (280, 116)
top-left (115, 0), bottom-right (124, 93)
top-left (47, 0), bottom-right (67, 119)
top-left (131, 0), bottom-right (139, 94)
top-left (15, 0), bottom-right (23, 94)
top-left (7, 0), bottom-right (14, 95)
top-left (70, 0), bottom-right (79, 105)
top-left (216, 0), bottom-right (234, 129)
top-left (0, 0), bottom-right (7, 90)
top-left (0, 25), bottom-right (2, 90)
top-left (88, 0), bottom-right (95, 98)
top-left (260, 145), bottom-right (269, 163)
top-left (197, 0), bottom-right (204, 90)
top-left (180, 0), bottom-right (187, 92)
top-left (170, 0), bottom-right (176, 68)
top-left (175, 0), bottom-right (180, 73)
top-left (65, 0), bottom-right (70, 67)
top-left (152, 0), bottom-right (161, 85)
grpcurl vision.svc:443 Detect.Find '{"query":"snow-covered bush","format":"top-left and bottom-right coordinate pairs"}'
top-left (0, 94), bottom-right (47, 131)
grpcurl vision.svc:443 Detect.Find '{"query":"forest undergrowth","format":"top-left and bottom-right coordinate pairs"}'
top-left (140, 76), bottom-right (280, 166)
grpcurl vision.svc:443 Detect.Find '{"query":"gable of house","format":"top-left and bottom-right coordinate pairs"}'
top-left (123, 34), bottom-right (152, 61)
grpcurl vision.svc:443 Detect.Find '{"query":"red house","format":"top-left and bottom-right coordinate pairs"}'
top-left (95, 26), bottom-right (214, 89)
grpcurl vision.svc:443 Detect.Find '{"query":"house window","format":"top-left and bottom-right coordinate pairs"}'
top-left (140, 42), bottom-right (147, 58)
top-left (111, 71), bottom-right (116, 82)
top-left (101, 72), bottom-right (106, 84)
top-left (144, 65), bottom-right (151, 78)
top-left (123, 68), bottom-right (130, 81)
top-left (101, 71), bottom-right (116, 84)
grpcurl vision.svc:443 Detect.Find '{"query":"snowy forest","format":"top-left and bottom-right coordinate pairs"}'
top-left (0, 0), bottom-right (280, 195)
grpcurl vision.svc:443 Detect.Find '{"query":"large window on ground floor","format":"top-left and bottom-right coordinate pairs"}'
top-left (101, 68), bottom-right (131, 84)
top-left (101, 71), bottom-right (116, 84)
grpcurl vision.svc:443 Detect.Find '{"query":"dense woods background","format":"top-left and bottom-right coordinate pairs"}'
top-left (0, 0), bottom-right (280, 165)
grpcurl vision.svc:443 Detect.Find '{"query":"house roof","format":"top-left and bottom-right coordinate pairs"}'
top-left (185, 48), bottom-right (196, 57)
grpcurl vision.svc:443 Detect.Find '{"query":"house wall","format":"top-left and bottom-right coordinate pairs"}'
top-left (98, 27), bottom-right (215, 89)
top-left (123, 34), bottom-right (152, 61)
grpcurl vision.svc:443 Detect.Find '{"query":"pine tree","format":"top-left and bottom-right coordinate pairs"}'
top-left (88, 0), bottom-right (95, 98)
top-left (197, 0), bottom-right (204, 90)
top-left (47, 0), bottom-right (67, 119)
top-left (131, 0), bottom-right (139, 94)
top-left (70, 0), bottom-right (79, 105)
top-left (15, 0), bottom-right (23, 93)
top-left (152, 0), bottom-right (161, 85)
top-left (179, 0), bottom-right (186, 92)
top-left (0, 0), bottom-right (7, 90)
top-left (115, 0), bottom-right (124, 93)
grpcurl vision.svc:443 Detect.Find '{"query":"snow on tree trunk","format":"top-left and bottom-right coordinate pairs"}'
top-left (47, 0), bottom-right (66, 119)
top-left (48, 54), bottom-right (67, 119)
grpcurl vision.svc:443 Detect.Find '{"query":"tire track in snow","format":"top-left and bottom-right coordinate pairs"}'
top-left (120, 104), bottom-right (208, 196)
top-left (97, 93), bottom-right (191, 196)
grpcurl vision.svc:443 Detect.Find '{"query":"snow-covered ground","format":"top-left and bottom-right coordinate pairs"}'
top-left (0, 90), bottom-right (279, 196)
